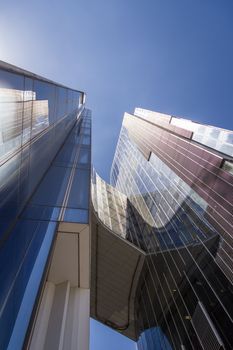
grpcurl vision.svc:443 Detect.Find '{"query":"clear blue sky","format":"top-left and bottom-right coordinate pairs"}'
top-left (0, 1), bottom-right (233, 349)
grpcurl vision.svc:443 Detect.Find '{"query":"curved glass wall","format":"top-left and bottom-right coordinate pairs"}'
top-left (111, 126), bottom-right (218, 252)
top-left (92, 169), bottom-right (128, 238)
top-left (108, 114), bottom-right (233, 349)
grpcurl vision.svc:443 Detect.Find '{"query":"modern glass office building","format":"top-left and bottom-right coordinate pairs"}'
top-left (1, 61), bottom-right (233, 350)
top-left (91, 109), bottom-right (233, 350)
top-left (0, 61), bottom-right (91, 350)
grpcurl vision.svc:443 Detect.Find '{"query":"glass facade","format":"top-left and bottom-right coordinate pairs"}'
top-left (1, 61), bottom-right (233, 350)
top-left (111, 126), bottom-right (216, 252)
top-left (171, 116), bottom-right (233, 157)
top-left (135, 107), bottom-right (233, 157)
top-left (92, 169), bottom-right (128, 238)
top-left (0, 62), bottom-right (91, 349)
top-left (92, 108), bottom-right (233, 350)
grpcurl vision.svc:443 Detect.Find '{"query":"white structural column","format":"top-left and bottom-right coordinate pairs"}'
top-left (44, 281), bottom-right (71, 350)
top-left (63, 287), bottom-right (90, 350)
top-left (29, 282), bottom-right (55, 350)
top-left (29, 223), bottom-right (90, 350)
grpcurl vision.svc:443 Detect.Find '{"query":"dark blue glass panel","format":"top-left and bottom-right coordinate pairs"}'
top-left (63, 208), bottom-right (88, 223)
top-left (78, 148), bottom-right (90, 164)
top-left (0, 220), bottom-right (56, 350)
top-left (31, 165), bottom-right (71, 206)
top-left (28, 132), bottom-right (52, 193)
top-left (18, 146), bottom-right (30, 210)
top-left (137, 327), bottom-right (173, 350)
top-left (57, 87), bottom-right (67, 120)
top-left (53, 115), bottom-right (76, 151)
top-left (54, 143), bottom-right (77, 167)
top-left (80, 127), bottom-right (91, 136)
top-left (82, 135), bottom-right (91, 145)
top-left (21, 205), bottom-right (61, 221)
top-left (67, 169), bottom-right (90, 209)
top-left (0, 69), bottom-right (24, 90)
top-left (33, 80), bottom-right (56, 125)
top-left (0, 153), bottom-right (21, 238)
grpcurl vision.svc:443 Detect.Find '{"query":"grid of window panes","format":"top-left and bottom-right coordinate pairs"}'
top-left (0, 68), bottom-right (82, 161)
top-left (120, 111), bottom-right (233, 288)
top-left (22, 108), bottom-right (91, 224)
top-left (92, 168), bottom-right (128, 238)
top-left (0, 65), bottom-right (85, 350)
top-left (0, 67), bottom-right (83, 239)
top-left (135, 107), bottom-right (233, 157)
top-left (171, 116), bottom-right (233, 157)
top-left (110, 123), bottom-right (233, 349)
top-left (111, 126), bottom-right (217, 252)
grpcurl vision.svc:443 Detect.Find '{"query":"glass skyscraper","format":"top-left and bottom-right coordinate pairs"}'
top-left (0, 61), bottom-right (91, 350)
top-left (1, 61), bottom-right (233, 350)
top-left (92, 110), bottom-right (233, 350)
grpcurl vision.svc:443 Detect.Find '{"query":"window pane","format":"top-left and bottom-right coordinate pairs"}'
top-left (68, 169), bottom-right (90, 208)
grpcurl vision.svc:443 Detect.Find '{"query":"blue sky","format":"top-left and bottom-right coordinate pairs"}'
top-left (90, 319), bottom-right (136, 350)
top-left (0, 1), bottom-right (233, 349)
